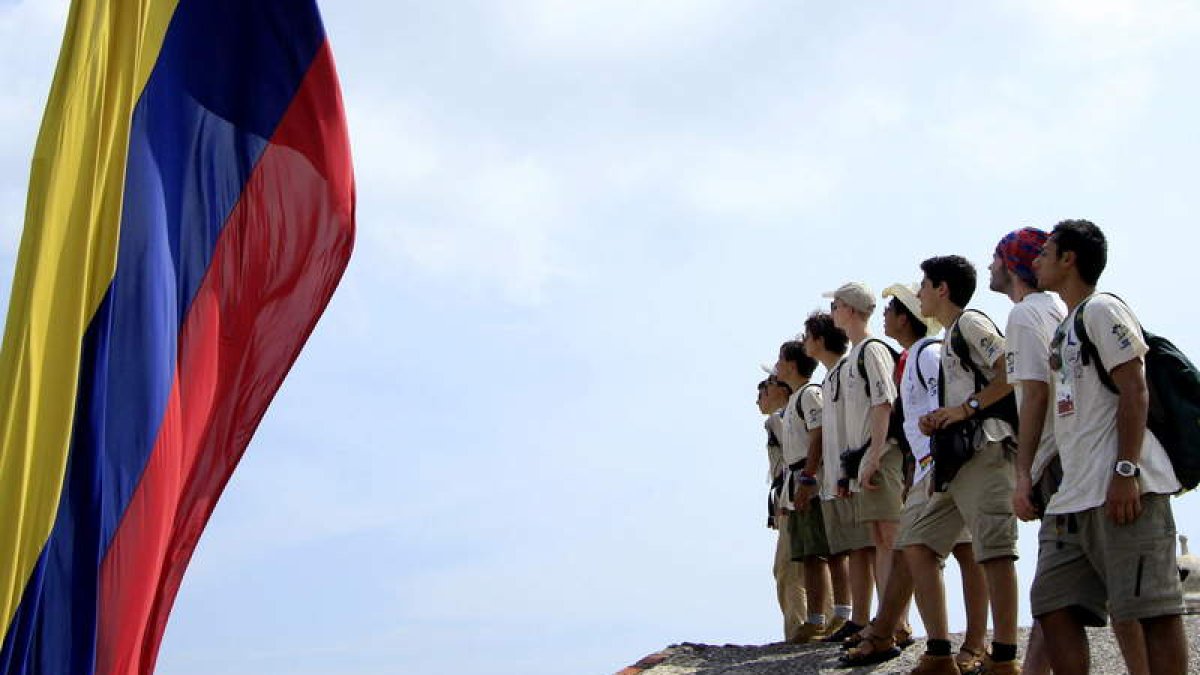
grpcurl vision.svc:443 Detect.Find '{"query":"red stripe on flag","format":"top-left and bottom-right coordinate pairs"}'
top-left (95, 43), bottom-right (354, 675)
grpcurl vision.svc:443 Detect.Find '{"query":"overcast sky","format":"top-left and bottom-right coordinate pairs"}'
top-left (3, 1), bottom-right (1200, 674)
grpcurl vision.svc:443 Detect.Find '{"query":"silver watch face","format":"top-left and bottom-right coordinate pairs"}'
top-left (1114, 460), bottom-right (1138, 477)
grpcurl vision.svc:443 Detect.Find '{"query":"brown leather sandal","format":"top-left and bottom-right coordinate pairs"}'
top-left (837, 633), bottom-right (902, 668)
top-left (839, 626), bottom-right (868, 650)
top-left (955, 646), bottom-right (988, 674)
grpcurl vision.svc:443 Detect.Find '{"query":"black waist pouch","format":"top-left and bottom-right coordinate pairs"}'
top-left (839, 441), bottom-right (870, 484)
top-left (930, 420), bottom-right (979, 491)
top-left (1030, 455), bottom-right (1064, 518)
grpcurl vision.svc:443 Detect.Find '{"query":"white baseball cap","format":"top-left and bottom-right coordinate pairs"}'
top-left (822, 281), bottom-right (876, 314)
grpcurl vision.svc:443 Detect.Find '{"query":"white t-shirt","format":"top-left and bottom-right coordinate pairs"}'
top-left (841, 338), bottom-right (899, 451)
top-left (768, 410), bottom-right (787, 504)
top-left (819, 358), bottom-right (848, 500)
top-left (901, 337), bottom-right (942, 485)
top-left (1005, 291), bottom-right (1067, 482)
top-left (765, 412), bottom-right (786, 484)
top-left (1046, 293), bottom-right (1180, 515)
top-left (780, 383), bottom-right (822, 508)
top-left (942, 310), bottom-right (1014, 443)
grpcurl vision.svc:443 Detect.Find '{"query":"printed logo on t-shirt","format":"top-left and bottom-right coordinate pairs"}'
top-left (1112, 323), bottom-right (1133, 350)
top-left (980, 335), bottom-right (1000, 363)
top-left (1005, 351), bottom-right (1016, 375)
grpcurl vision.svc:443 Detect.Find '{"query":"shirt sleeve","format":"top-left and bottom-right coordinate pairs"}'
top-left (802, 386), bottom-right (824, 431)
top-left (1086, 296), bottom-right (1148, 373)
top-left (1006, 308), bottom-right (1052, 384)
top-left (863, 342), bottom-right (898, 406)
top-left (960, 311), bottom-right (1006, 372)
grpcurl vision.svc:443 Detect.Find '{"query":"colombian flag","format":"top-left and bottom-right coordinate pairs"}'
top-left (0, 2), bottom-right (354, 673)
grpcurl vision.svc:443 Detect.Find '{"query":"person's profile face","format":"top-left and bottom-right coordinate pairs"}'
top-left (1035, 238), bottom-right (1065, 291)
top-left (882, 299), bottom-right (899, 339)
top-left (917, 276), bottom-right (937, 317)
top-left (988, 252), bottom-right (1009, 294)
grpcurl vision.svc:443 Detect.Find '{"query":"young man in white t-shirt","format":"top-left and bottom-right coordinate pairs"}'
top-left (1031, 220), bottom-right (1185, 675)
top-left (774, 340), bottom-right (834, 642)
top-left (796, 313), bottom-right (873, 641)
top-left (821, 282), bottom-right (905, 646)
top-left (907, 255), bottom-right (1021, 675)
top-left (757, 375), bottom-right (808, 643)
top-left (987, 227), bottom-right (1079, 675)
top-left (841, 284), bottom-right (989, 671)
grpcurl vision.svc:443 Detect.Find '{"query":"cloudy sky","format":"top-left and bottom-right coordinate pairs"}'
top-left (3, 1), bottom-right (1200, 673)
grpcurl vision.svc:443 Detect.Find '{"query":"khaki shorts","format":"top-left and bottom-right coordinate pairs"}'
top-left (902, 441), bottom-right (1017, 562)
top-left (894, 473), bottom-right (971, 551)
top-left (788, 497), bottom-right (831, 561)
top-left (822, 496), bottom-right (873, 555)
top-left (1030, 494), bottom-right (1184, 625)
top-left (854, 442), bottom-right (904, 523)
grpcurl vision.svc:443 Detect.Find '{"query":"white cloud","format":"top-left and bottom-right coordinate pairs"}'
top-left (1017, 0), bottom-right (1200, 62)
top-left (344, 86), bottom-right (572, 305)
top-left (497, 0), bottom-right (737, 61)
top-left (0, 0), bottom-right (68, 260)
top-left (679, 146), bottom-right (842, 223)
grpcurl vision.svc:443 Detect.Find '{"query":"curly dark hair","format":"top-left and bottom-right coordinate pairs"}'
top-left (802, 311), bottom-right (848, 356)
top-left (778, 340), bottom-right (818, 378)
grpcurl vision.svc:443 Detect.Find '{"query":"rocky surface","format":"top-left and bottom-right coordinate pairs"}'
top-left (617, 616), bottom-right (1200, 674)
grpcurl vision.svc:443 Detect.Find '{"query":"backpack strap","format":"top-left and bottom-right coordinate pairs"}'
top-left (857, 338), bottom-right (896, 398)
top-left (950, 309), bottom-right (1002, 393)
top-left (1074, 292), bottom-right (1139, 395)
top-left (794, 382), bottom-right (820, 417)
top-left (913, 338), bottom-right (942, 391)
top-left (829, 359), bottom-right (846, 403)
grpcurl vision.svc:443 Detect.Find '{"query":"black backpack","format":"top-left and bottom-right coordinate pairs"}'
top-left (1074, 294), bottom-right (1200, 491)
top-left (946, 309), bottom-right (1020, 431)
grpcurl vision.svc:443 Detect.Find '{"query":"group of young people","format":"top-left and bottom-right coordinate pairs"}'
top-left (755, 220), bottom-right (1187, 674)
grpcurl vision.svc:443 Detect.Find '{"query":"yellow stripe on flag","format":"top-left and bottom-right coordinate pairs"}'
top-left (0, 0), bottom-right (179, 636)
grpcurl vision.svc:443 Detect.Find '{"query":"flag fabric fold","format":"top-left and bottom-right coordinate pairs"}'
top-left (0, 2), bottom-right (355, 673)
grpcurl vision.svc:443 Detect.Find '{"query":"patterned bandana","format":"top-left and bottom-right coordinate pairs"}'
top-left (996, 227), bottom-right (1049, 287)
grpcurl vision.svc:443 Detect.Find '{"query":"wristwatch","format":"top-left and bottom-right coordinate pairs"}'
top-left (965, 396), bottom-right (982, 415)
top-left (1114, 460), bottom-right (1141, 478)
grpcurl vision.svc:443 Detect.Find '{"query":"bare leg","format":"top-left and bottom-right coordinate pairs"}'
top-left (951, 543), bottom-right (988, 654)
top-left (982, 557), bottom-right (1019, 645)
top-left (1141, 614), bottom-right (1186, 675)
top-left (1110, 618), bottom-right (1148, 675)
top-left (848, 547), bottom-right (875, 626)
top-left (1040, 608), bottom-right (1089, 675)
top-left (870, 520), bottom-right (898, 596)
top-left (1022, 620), bottom-right (1051, 675)
top-left (865, 547), bottom-right (913, 637)
top-left (828, 553), bottom-right (850, 607)
top-left (904, 544), bottom-right (947, 640)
